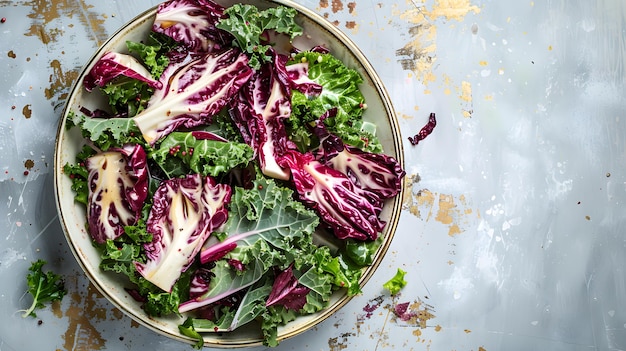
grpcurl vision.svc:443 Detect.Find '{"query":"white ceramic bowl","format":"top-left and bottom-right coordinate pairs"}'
top-left (54, 0), bottom-right (404, 347)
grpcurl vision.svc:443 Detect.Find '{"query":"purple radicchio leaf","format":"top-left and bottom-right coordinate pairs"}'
top-left (313, 109), bottom-right (405, 199)
top-left (228, 51), bottom-right (297, 180)
top-left (274, 53), bottom-right (322, 97)
top-left (265, 265), bottom-right (310, 311)
top-left (132, 48), bottom-right (253, 145)
top-left (190, 130), bottom-right (228, 142)
top-left (189, 266), bottom-right (214, 299)
top-left (83, 52), bottom-right (162, 92)
top-left (85, 144), bottom-right (149, 244)
top-left (278, 150), bottom-right (385, 241)
top-left (133, 174), bottom-right (231, 292)
top-left (153, 0), bottom-right (232, 53)
top-left (227, 259), bottom-right (245, 272)
top-left (394, 301), bottom-right (419, 321)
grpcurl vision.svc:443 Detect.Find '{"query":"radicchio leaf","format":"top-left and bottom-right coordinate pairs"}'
top-left (279, 150), bottom-right (385, 241)
top-left (275, 54), bottom-right (322, 97)
top-left (314, 109), bottom-right (405, 199)
top-left (134, 174), bottom-right (231, 292)
top-left (265, 265), bottom-right (310, 311)
top-left (132, 48), bottom-right (253, 145)
top-left (179, 177), bottom-right (319, 313)
top-left (229, 51), bottom-right (296, 180)
top-left (83, 52), bottom-right (162, 92)
top-left (153, 0), bottom-right (231, 53)
top-left (85, 144), bottom-right (149, 244)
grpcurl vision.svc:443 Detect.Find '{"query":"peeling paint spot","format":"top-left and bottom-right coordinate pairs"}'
top-left (8, 50), bottom-right (16, 59)
top-left (45, 59), bottom-right (79, 101)
top-left (428, 0), bottom-right (481, 21)
top-left (459, 80), bottom-right (472, 102)
top-left (62, 281), bottom-right (107, 351)
top-left (22, 104), bottom-right (32, 119)
top-left (396, 0), bottom-right (480, 88)
top-left (435, 194), bottom-right (456, 225)
top-left (331, 0), bottom-right (344, 13)
top-left (403, 175), bottom-right (478, 235)
top-left (347, 2), bottom-right (356, 14)
top-left (328, 332), bottom-right (355, 351)
top-left (22, 0), bottom-right (109, 46)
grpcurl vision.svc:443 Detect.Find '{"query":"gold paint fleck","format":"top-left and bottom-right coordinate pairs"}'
top-left (399, 112), bottom-right (415, 120)
top-left (328, 333), bottom-right (355, 351)
top-left (585, 215), bottom-right (591, 221)
top-left (459, 80), bottom-right (472, 102)
top-left (26, 24), bottom-right (52, 44)
top-left (479, 60), bottom-right (488, 66)
top-left (435, 194), bottom-right (455, 225)
top-left (548, 45), bottom-right (553, 51)
top-left (8, 50), bottom-right (16, 58)
top-left (23, 0), bottom-right (109, 46)
top-left (332, 0), bottom-right (344, 13)
top-left (404, 182), bottom-right (478, 236)
top-left (347, 2), bottom-right (357, 14)
top-left (448, 223), bottom-right (461, 236)
top-left (396, 0), bottom-right (481, 104)
top-left (413, 329), bottom-right (422, 337)
top-left (479, 347), bottom-right (487, 351)
top-left (345, 21), bottom-right (357, 30)
top-left (427, 0), bottom-right (481, 21)
top-left (45, 59), bottom-right (79, 101)
top-left (51, 300), bottom-right (63, 318)
top-left (434, 324), bottom-right (442, 331)
top-left (464, 328), bottom-right (472, 333)
top-left (22, 104), bottom-right (32, 119)
top-left (62, 282), bottom-right (107, 351)
top-left (485, 94), bottom-right (494, 101)
top-left (24, 159), bottom-right (35, 170)
top-left (319, 0), bottom-right (329, 8)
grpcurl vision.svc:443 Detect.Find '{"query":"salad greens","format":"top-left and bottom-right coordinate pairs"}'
top-left (383, 268), bottom-right (408, 295)
top-left (20, 260), bottom-right (67, 318)
top-left (216, 4), bottom-right (303, 70)
top-left (63, 0), bottom-right (404, 347)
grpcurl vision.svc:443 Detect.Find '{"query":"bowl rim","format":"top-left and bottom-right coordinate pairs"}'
top-left (53, 0), bottom-right (404, 347)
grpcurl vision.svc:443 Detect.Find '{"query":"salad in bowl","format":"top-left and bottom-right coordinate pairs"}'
top-left (55, 0), bottom-right (404, 347)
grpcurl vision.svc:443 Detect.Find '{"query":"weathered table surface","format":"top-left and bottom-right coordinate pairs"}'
top-left (2, 1), bottom-right (625, 350)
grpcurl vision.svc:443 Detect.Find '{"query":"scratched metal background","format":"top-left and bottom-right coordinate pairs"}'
top-left (1, 0), bottom-right (626, 350)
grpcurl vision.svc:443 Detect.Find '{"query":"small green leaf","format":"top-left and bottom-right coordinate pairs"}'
top-left (383, 268), bottom-right (407, 295)
top-left (217, 4), bottom-right (303, 69)
top-left (178, 318), bottom-right (205, 349)
top-left (152, 132), bottom-right (253, 178)
top-left (21, 260), bottom-right (67, 318)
